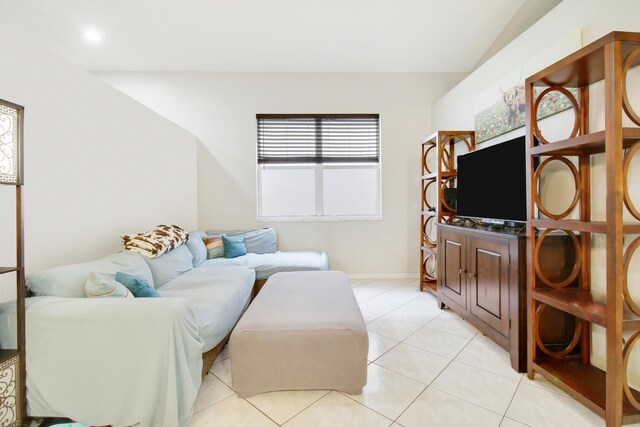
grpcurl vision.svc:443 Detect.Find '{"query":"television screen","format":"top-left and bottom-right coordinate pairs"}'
top-left (456, 136), bottom-right (527, 222)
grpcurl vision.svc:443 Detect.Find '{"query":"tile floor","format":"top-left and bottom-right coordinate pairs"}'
top-left (189, 278), bottom-right (614, 427)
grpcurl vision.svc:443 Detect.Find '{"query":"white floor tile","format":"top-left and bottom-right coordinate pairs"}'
top-left (214, 345), bottom-right (230, 363)
top-left (397, 387), bottom-right (503, 427)
top-left (367, 279), bottom-right (408, 289)
top-left (381, 287), bottom-right (423, 305)
top-left (353, 286), bottom-right (389, 302)
top-left (500, 417), bottom-right (530, 427)
top-left (188, 275), bottom-right (611, 427)
top-left (361, 308), bottom-right (386, 324)
top-left (210, 357), bottom-right (233, 389)
top-left (193, 373), bottom-right (235, 413)
top-left (380, 305), bottom-right (440, 327)
top-left (424, 311), bottom-right (479, 339)
top-left (368, 332), bottom-right (399, 362)
top-left (374, 343), bottom-right (451, 385)
top-left (359, 298), bottom-right (403, 324)
top-left (431, 361), bottom-right (519, 414)
top-left (406, 293), bottom-right (441, 312)
top-left (396, 283), bottom-right (424, 294)
top-left (367, 316), bottom-right (422, 341)
top-left (404, 326), bottom-right (471, 358)
top-left (360, 295), bottom-right (403, 311)
top-left (347, 363), bottom-right (426, 419)
top-left (188, 395), bottom-right (277, 427)
top-left (520, 372), bottom-right (569, 397)
top-left (247, 390), bottom-right (330, 425)
top-left (506, 383), bottom-right (604, 427)
top-left (455, 334), bottom-right (523, 381)
top-left (283, 391), bottom-right (391, 427)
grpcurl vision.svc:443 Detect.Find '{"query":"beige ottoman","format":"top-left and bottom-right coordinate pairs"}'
top-left (230, 271), bottom-right (368, 398)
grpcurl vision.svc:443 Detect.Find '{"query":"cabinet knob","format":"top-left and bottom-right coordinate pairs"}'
top-left (468, 272), bottom-right (476, 279)
top-left (459, 269), bottom-right (466, 274)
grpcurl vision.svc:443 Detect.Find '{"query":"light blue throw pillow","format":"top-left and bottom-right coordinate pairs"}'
top-left (84, 272), bottom-right (133, 298)
top-left (244, 228), bottom-right (278, 254)
top-left (222, 234), bottom-right (247, 258)
top-left (143, 244), bottom-right (194, 287)
top-left (185, 231), bottom-right (208, 267)
top-left (115, 271), bottom-right (160, 298)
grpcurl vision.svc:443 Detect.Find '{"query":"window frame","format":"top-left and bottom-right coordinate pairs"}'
top-left (256, 114), bottom-right (382, 222)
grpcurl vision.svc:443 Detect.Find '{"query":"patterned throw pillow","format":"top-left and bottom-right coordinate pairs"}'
top-left (122, 224), bottom-right (189, 258)
top-left (203, 235), bottom-right (225, 259)
top-left (84, 272), bottom-right (133, 298)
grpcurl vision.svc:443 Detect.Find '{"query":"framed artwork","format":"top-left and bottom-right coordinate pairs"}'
top-left (474, 83), bottom-right (579, 144)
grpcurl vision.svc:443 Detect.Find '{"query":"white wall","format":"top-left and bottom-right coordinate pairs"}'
top-left (433, 0), bottom-right (640, 129)
top-left (0, 23), bottom-right (199, 273)
top-left (96, 72), bottom-right (465, 275)
top-left (430, 0), bottom-right (640, 384)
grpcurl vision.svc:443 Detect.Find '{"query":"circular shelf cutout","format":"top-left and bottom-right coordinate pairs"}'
top-left (534, 228), bottom-right (582, 289)
top-left (535, 303), bottom-right (582, 358)
top-left (532, 86), bottom-right (580, 145)
top-left (533, 156), bottom-right (581, 220)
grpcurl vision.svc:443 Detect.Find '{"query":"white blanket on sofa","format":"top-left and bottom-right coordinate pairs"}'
top-left (158, 266), bottom-right (255, 351)
top-left (0, 296), bottom-right (203, 427)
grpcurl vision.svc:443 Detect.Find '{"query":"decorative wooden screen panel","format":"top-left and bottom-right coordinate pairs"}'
top-left (0, 101), bottom-right (22, 185)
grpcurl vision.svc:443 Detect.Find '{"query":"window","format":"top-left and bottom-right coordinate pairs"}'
top-left (257, 114), bottom-right (381, 221)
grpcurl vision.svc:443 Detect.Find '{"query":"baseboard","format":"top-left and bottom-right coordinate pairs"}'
top-left (347, 273), bottom-right (419, 280)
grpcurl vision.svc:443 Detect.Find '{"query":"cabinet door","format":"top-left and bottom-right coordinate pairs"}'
top-left (468, 238), bottom-right (510, 337)
top-left (440, 230), bottom-right (466, 309)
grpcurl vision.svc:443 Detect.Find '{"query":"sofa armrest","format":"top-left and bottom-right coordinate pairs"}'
top-left (3, 297), bottom-right (204, 427)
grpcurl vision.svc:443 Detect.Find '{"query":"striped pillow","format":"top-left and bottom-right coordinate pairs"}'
top-left (84, 272), bottom-right (133, 298)
top-left (122, 224), bottom-right (189, 258)
top-left (203, 236), bottom-right (225, 259)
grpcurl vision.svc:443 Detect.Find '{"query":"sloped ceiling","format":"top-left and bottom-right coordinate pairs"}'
top-left (0, 0), bottom-right (561, 72)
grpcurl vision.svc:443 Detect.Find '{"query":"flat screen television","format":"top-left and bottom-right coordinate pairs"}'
top-left (456, 135), bottom-right (527, 223)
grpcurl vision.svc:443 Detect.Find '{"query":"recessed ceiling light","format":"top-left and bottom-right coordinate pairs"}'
top-left (83, 28), bottom-right (102, 44)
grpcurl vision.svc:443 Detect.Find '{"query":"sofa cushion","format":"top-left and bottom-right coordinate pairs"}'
top-left (122, 224), bottom-right (189, 259)
top-left (27, 251), bottom-right (154, 298)
top-left (222, 234), bottom-right (247, 258)
top-left (144, 244), bottom-right (194, 288)
top-left (84, 272), bottom-right (133, 298)
top-left (206, 228), bottom-right (278, 254)
top-left (185, 231), bottom-right (208, 267)
top-left (243, 228), bottom-right (277, 254)
top-left (203, 236), bottom-right (225, 259)
top-left (115, 271), bottom-right (161, 298)
top-left (158, 266), bottom-right (255, 351)
top-left (199, 251), bottom-right (329, 280)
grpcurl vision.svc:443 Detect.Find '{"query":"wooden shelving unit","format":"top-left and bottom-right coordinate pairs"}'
top-left (420, 130), bottom-right (474, 294)
top-left (526, 31), bottom-right (640, 426)
top-left (0, 98), bottom-right (26, 426)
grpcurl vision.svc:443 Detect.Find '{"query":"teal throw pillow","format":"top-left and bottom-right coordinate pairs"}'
top-left (84, 272), bottom-right (133, 298)
top-left (115, 271), bottom-right (161, 298)
top-left (222, 234), bottom-right (247, 258)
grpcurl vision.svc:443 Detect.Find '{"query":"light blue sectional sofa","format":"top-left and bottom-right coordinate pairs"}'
top-left (187, 228), bottom-right (329, 280)
top-left (0, 227), bottom-right (328, 427)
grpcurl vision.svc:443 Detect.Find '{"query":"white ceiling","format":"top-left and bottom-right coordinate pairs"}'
top-left (0, 0), bottom-right (561, 73)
